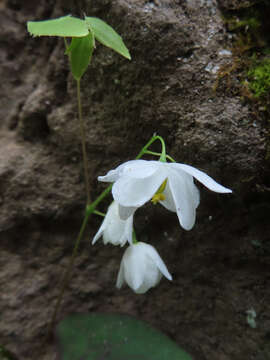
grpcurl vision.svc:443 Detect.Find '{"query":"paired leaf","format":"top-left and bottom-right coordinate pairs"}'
top-left (66, 33), bottom-right (94, 80)
top-left (27, 15), bottom-right (131, 80)
top-left (85, 17), bottom-right (131, 60)
top-left (27, 15), bottom-right (88, 37)
top-left (27, 15), bottom-right (130, 60)
top-left (56, 312), bottom-right (192, 360)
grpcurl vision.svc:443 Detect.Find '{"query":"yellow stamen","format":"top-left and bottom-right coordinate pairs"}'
top-left (151, 179), bottom-right (167, 204)
top-left (151, 193), bottom-right (166, 204)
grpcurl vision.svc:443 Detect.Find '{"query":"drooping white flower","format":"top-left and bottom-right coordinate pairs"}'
top-left (98, 159), bottom-right (232, 230)
top-left (116, 242), bottom-right (172, 294)
top-left (92, 201), bottom-right (133, 247)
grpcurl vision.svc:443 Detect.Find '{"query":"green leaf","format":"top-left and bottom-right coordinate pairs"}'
top-left (27, 15), bottom-right (131, 61)
top-left (0, 345), bottom-right (18, 360)
top-left (27, 15), bottom-right (89, 37)
top-left (67, 33), bottom-right (94, 80)
top-left (85, 17), bottom-right (131, 60)
top-left (56, 313), bottom-right (192, 360)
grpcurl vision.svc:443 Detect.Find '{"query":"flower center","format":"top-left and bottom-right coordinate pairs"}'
top-left (151, 179), bottom-right (167, 205)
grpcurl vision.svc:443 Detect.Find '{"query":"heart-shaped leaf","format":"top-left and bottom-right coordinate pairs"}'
top-left (56, 313), bottom-right (192, 360)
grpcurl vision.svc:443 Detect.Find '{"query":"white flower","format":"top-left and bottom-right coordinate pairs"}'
top-left (116, 242), bottom-right (172, 294)
top-left (92, 201), bottom-right (133, 246)
top-left (98, 159), bottom-right (232, 230)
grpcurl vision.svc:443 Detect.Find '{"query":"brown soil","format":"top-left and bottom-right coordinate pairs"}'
top-left (0, 0), bottom-right (270, 359)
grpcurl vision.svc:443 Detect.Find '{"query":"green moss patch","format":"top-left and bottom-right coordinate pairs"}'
top-left (247, 57), bottom-right (270, 98)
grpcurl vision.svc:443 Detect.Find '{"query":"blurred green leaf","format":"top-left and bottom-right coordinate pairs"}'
top-left (85, 17), bottom-right (131, 60)
top-left (27, 15), bottom-right (89, 37)
top-left (56, 313), bottom-right (192, 360)
top-left (67, 33), bottom-right (94, 80)
top-left (0, 345), bottom-right (18, 360)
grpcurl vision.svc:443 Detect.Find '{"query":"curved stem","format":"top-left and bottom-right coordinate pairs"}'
top-left (144, 150), bottom-right (176, 162)
top-left (86, 184), bottom-right (113, 216)
top-left (47, 211), bottom-right (90, 338)
top-left (77, 79), bottom-right (91, 205)
top-left (47, 183), bottom-right (113, 337)
top-left (166, 154), bottom-right (175, 163)
top-left (93, 210), bottom-right (106, 217)
top-left (136, 135), bottom-right (166, 162)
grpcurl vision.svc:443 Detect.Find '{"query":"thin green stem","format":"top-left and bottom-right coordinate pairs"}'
top-left (64, 37), bottom-right (69, 51)
top-left (47, 211), bottom-right (90, 338)
top-left (144, 150), bottom-right (176, 162)
top-left (48, 183), bottom-right (113, 337)
top-left (166, 154), bottom-right (175, 162)
top-left (86, 184), bottom-right (113, 216)
top-left (144, 150), bottom-right (161, 157)
top-left (136, 135), bottom-right (166, 162)
top-left (77, 79), bottom-right (91, 205)
top-left (93, 210), bottom-right (106, 217)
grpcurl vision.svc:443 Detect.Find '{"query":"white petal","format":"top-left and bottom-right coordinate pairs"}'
top-left (92, 219), bottom-right (106, 244)
top-left (102, 203), bottom-right (128, 246)
top-left (123, 245), bottom-right (144, 291)
top-left (146, 245), bottom-right (172, 281)
top-left (160, 181), bottom-right (176, 212)
top-left (135, 270), bottom-right (162, 294)
top-left (118, 205), bottom-right (137, 220)
top-left (112, 170), bottom-right (167, 207)
top-left (103, 223), bottom-right (125, 245)
top-left (161, 167), bottom-right (200, 212)
top-left (120, 160), bottom-right (159, 179)
top-left (192, 183), bottom-right (200, 208)
top-left (167, 169), bottom-right (197, 230)
top-left (130, 243), bottom-right (160, 294)
top-left (124, 215), bottom-right (134, 245)
top-left (170, 163), bottom-right (232, 193)
top-left (116, 242), bottom-right (171, 294)
top-left (116, 261), bottom-right (125, 289)
top-left (98, 168), bottom-right (121, 183)
top-left (93, 202), bottom-right (132, 247)
top-left (98, 160), bottom-right (158, 183)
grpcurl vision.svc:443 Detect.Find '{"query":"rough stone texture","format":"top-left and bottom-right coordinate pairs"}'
top-left (0, 0), bottom-right (270, 359)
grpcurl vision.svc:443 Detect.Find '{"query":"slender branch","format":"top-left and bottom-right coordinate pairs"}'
top-left (86, 184), bottom-right (112, 216)
top-left (144, 150), bottom-right (176, 162)
top-left (93, 210), bottom-right (106, 217)
top-left (136, 135), bottom-right (166, 161)
top-left (47, 211), bottom-right (90, 338)
top-left (77, 79), bottom-right (91, 205)
top-left (47, 183), bottom-right (112, 337)
top-left (166, 155), bottom-right (175, 162)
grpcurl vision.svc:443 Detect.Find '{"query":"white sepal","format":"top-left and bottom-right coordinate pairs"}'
top-left (92, 201), bottom-right (133, 246)
top-left (116, 242), bottom-right (172, 294)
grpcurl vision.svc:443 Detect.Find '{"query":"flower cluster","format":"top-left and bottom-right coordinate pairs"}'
top-left (92, 159), bottom-right (232, 294)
